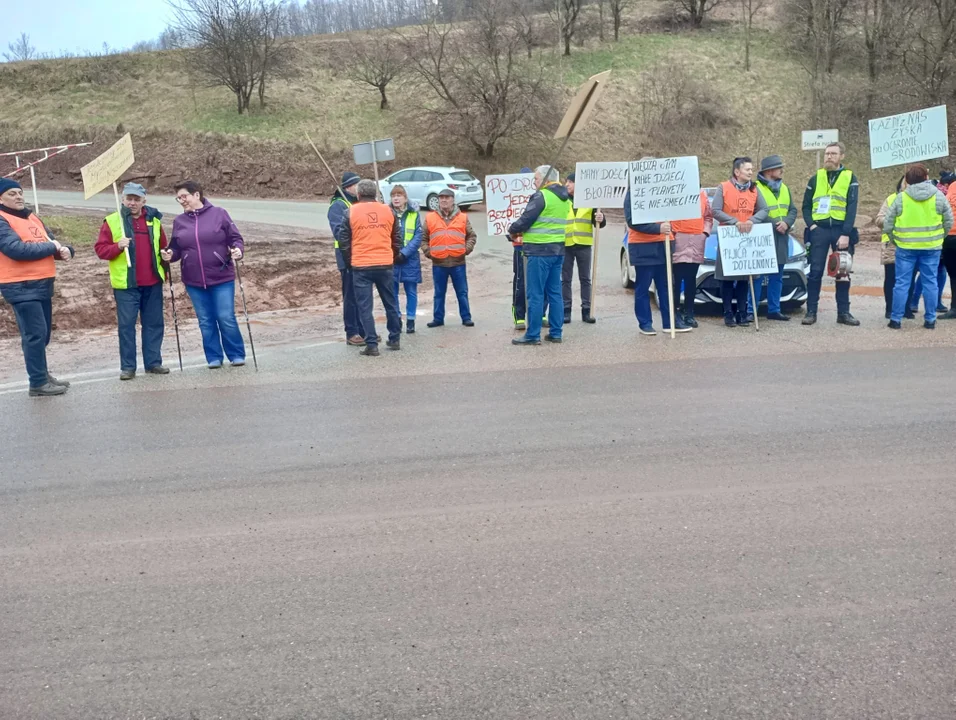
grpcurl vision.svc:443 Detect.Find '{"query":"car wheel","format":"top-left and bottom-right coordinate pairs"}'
top-left (459, 204), bottom-right (473, 211)
top-left (620, 250), bottom-right (634, 289)
top-left (427, 194), bottom-right (440, 212)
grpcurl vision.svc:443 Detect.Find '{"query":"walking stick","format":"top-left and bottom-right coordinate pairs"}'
top-left (233, 259), bottom-right (258, 371)
top-left (165, 263), bottom-right (184, 372)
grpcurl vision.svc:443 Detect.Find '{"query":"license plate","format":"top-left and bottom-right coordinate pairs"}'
top-left (467, 185), bottom-right (478, 191)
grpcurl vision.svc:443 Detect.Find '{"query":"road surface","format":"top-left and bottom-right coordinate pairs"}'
top-left (2, 348), bottom-right (954, 719)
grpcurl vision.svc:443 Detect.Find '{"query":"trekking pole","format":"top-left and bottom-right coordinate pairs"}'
top-left (233, 259), bottom-right (258, 371)
top-left (165, 263), bottom-right (184, 372)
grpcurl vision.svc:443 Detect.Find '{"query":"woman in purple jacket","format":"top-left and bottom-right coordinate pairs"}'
top-left (160, 180), bottom-right (246, 368)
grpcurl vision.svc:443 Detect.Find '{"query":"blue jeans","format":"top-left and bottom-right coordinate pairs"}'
top-left (635, 264), bottom-right (672, 330)
top-left (340, 269), bottom-right (364, 338)
top-left (893, 248), bottom-right (942, 322)
top-left (353, 266), bottom-right (401, 346)
top-left (525, 255), bottom-right (564, 340)
top-left (9, 297), bottom-right (52, 388)
top-left (114, 284), bottom-right (164, 371)
top-left (748, 265), bottom-right (786, 315)
top-left (185, 281), bottom-right (245, 364)
top-left (393, 280), bottom-right (418, 320)
top-left (432, 264), bottom-right (471, 324)
top-left (910, 261), bottom-right (947, 310)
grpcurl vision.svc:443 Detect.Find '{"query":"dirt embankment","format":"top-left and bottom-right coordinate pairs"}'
top-left (0, 211), bottom-right (342, 337)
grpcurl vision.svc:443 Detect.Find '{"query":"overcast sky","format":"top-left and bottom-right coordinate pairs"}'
top-left (3, 1), bottom-right (174, 57)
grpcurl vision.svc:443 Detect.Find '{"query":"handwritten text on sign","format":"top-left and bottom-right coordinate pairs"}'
top-left (868, 105), bottom-right (949, 170)
top-left (573, 162), bottom-right (628, 209)
top-left (629, 156), bottom-right (701, 223)
top-left (485, 173), bottom-right (535, 236)
top-left (81, 133), bottom-right (135, 200)
top-left (717, 223), bottom-right (777, 277)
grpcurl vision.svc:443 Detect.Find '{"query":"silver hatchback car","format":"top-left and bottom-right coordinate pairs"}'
top-left (379, 166), bottom-right (484, 211)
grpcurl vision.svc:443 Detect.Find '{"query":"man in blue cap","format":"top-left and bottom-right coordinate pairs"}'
top-left (95, 182), bottom-right (169, 380)
top-left (328, 171), bottom-right (366, 345)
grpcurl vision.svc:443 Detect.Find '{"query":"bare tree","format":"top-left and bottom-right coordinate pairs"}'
top-left (396, 0), bottom-right (558, 157)
top-left (168, 0), bottom-right (290, 114)
top-left (739, 0), bottom-right (767, 71)
top-left (902, 0), bottom-right (956, 105)
top-left (861, 0), bottom-right (912, 82)
top-left (676, 0), bottom-right (723, 28)
top-left (3, 32), bottom-right (37, 62)
top-left (510, 0), bottom-right (541, 58)
top-left (551, 0), bottom-right (584, 55)
top-left (346, 33), bottom-right (406, 109)
top-left (608, 0), bottom-right (630, 40)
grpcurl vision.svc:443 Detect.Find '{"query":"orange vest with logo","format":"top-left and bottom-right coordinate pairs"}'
top-left (0, 209), bottom-right (56, 283)
top-left (670, 191), bottom-right (709, 235)
top-left (426, 211), bottom-right (468, 260)
top-left (349, 202), bottom-right (396, 267)
top-left (719, 181), bottom-right (757, 224)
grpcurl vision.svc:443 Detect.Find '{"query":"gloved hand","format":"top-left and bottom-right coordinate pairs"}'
top-left (395, 253), bottom-right (407, 265)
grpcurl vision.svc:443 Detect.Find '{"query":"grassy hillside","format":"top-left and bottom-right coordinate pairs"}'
top-left (0, 12), bottom-right (946, 212)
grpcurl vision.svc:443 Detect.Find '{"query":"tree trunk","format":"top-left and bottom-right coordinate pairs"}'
top-left (614, 12), bottom-right (620, 41)
top-left (745, 28), bottom-right (751, 71)
top-left (599, 0), bottom-right (605, 41)
top-left (379, 85), bottom-right (389, 110)
top-left (236, 90), bottom-right (244, 115)
top-left (258, 76), bottom-right (267, 108)
top-left (564, 31), bottom-right (571, 55)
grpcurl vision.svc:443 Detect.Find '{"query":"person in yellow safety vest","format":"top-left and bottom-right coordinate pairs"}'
top-left (328, 172), bottom-right (366, 346)
top-left (94, 182), bottom-right (170, 380)
top-left (801, 141), bottom-right (861, 326)
top-left (875, 175), bottom-right (909, 320)
top-left (562, 172), bottom-right (606, 325)
top-left (752, 155), bottom-right (798, 322)
top-left (389, 185), bottom-right (423, 334)
top-left (508, 165), bottom-right (572, 345)
top-left (883, 163), bottom-right (954, 329)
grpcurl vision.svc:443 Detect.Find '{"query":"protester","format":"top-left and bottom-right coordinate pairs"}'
top-left (622, 187), bottom-right (692, 336)
top-left (943, 180), bottom-right (956, 319)
top-left (883, 163), bottom-right (954, 329)
top-left (508, 166), bottom-right (571, 345)
top-left (422, 188), bottom-right (477, 328)
top-left (508, 167), bottom-right (533, 329)
top-left (0, 177), bottom-right (74, 396)
top-left (712, 156), bottom-right (765, 327)
top-left (562, 172), bottom-right (606, 324)
top-left (801, 142), bottom-right (861, 326)
top-left (328, 172), bottom-right (365, 345)
top-left (671, 189), bottom-right (712, 328)
top-left (389, 185), bottom-right (422, 334)
top-left (160, 181), bottom-right (246, 368)
top-left (94, 182), bottom-right (169, 380)
top-left (334, 179), bottom-right (403, 356)
top-left (876, 176), bottom-right (907, 320)
top-left (751, 155), bottom-right (798, 322)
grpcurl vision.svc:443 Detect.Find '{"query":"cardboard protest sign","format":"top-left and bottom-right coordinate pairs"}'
top-left (717, 224), bottom-right (777, 277)
top-left (628, 156), bottom-right (701, 223)
top-left (485, 173), bottom-right (535, 236)
top-left (868, 105), bottom-right (949, 170)
top-left (554, 71), bottom-right (611, 140)
top-left (81, 134), bottom-right (134, 200)
top-left (573, 162), bottom-right (628, 209)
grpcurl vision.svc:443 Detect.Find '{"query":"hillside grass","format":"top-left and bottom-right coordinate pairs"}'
top-left (44, 215), bottom-right (102, 247)
top-left (0, 15), bottom-right (933, 212)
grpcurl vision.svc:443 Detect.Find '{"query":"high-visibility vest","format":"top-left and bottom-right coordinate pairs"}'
top-left (671, 191), bottom-right (708, 235)
top-left (425, 211), bottom-right (468, 259)
top-left (719, 181), bottom-right (757, 224)
top-left (331, 196), bottom-right (351, 249)
top-left (0, 208), bottom-right (56, 283)
top-left (565, 207), bottom-right (594, 246)
top-left (523, 186), bottom-right (572, 245)
top-left (811, 169), bottom-right (852, 222)
top-left (401, 210), bottom-right (418, 247)
top-left (881, 193), bottom-right (898, 246)
top-left (756, 181), bottom-right (791, 222)
top-left (893, 193), bottom-right (945, 250)
top-left (104, 211), bottom-right (165, 289)
top-left (348, 202), bottom-right (395, 267)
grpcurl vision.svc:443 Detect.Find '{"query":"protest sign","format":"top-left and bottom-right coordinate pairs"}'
top-left (868, 105), bottom-right (949, 170)
top-left (573, 162), bottom-right (628, 209)
top-left (485, 173), bottom-right (535, 236)
top-left (717, 224), bottom-right (777, 277)
top-left (81, 133), bottom-right (134, 200)
top-left (628, 156), bottom-right (701, 223)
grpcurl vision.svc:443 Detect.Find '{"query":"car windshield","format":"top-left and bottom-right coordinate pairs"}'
top-left (449, 172), bottom-right (477, 182)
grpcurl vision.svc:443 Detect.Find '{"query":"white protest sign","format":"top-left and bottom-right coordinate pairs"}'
top-left (485, 173), bottom-right (535, 236)
top-left (717, 223), bottom-right (777, 277)
top-left (802, 129), bottom-right (839, 151)
top-left (868, 105), bottom-right (949, 170)
top-left (81, 133), bottom-right (135, 200)
top-left (573, 162), bottom-right (628, 209)
top-left (628, 156), bottom-right (701, 223)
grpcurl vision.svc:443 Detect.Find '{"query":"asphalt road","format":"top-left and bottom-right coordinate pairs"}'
top-left (2, 348), bottom-right (955, 719)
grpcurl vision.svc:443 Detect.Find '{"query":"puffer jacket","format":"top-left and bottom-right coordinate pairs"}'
top-left (883, 181), bottom-right (955, 242)
top-left (393, 202), bottom-right (423, 283)
top-left (672, 190), bottom-right (713, 264)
